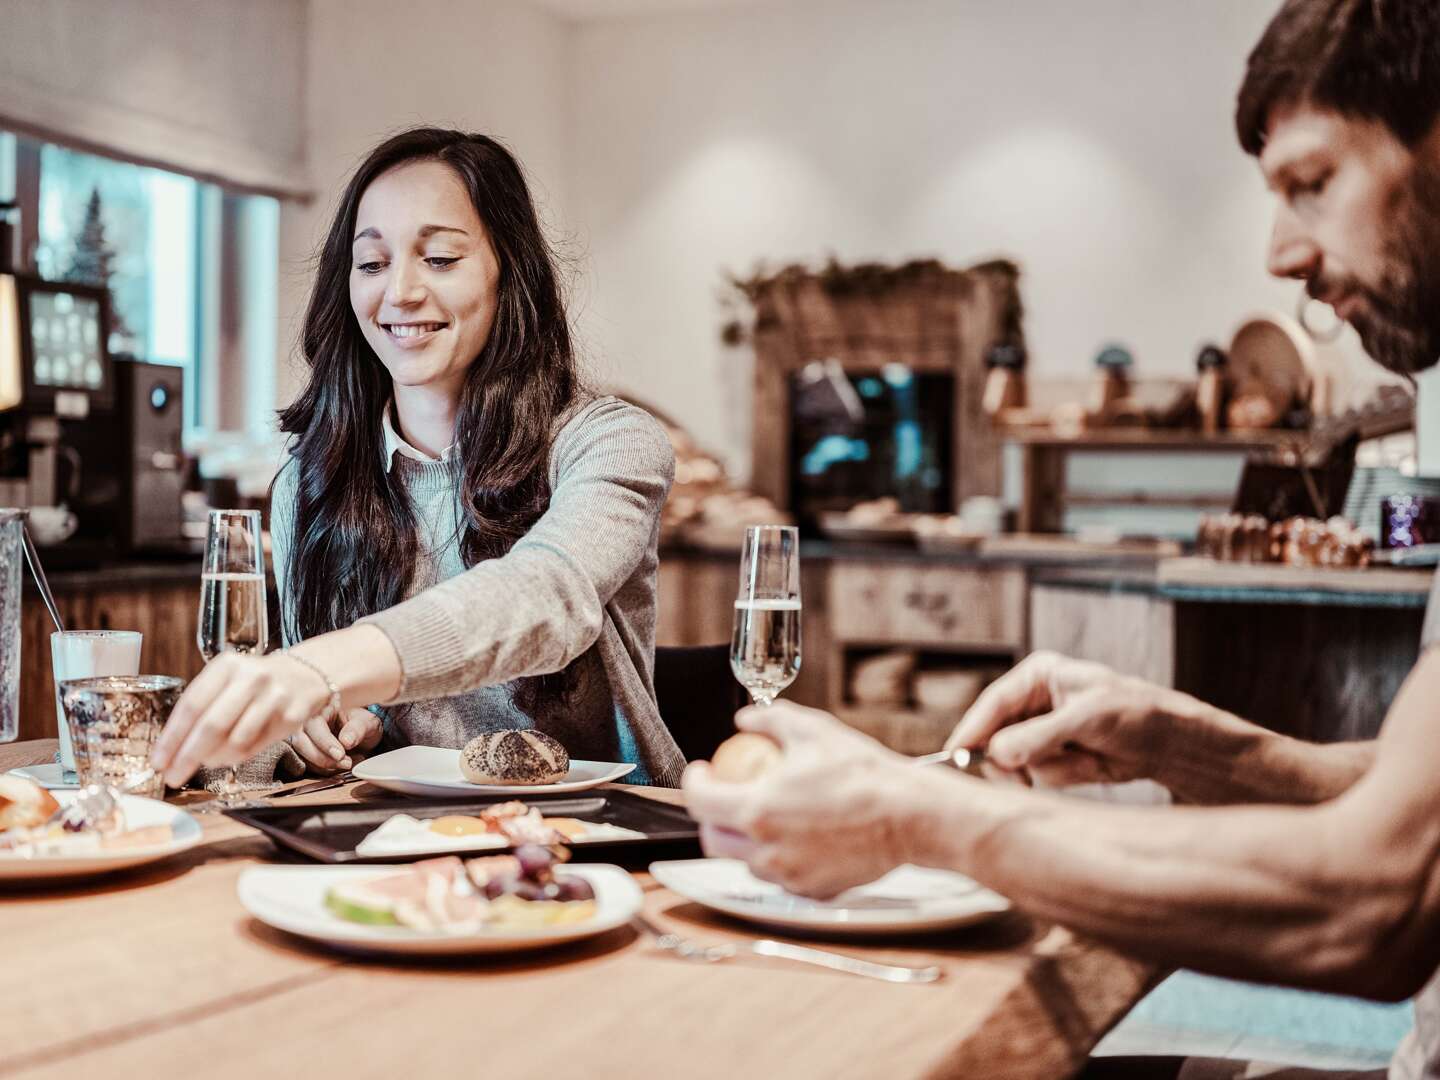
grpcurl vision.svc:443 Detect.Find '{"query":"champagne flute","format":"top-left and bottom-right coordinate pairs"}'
top-left (197, 509), bottom-right (268, 808)
top-left (730, 525), bottom-right (802, 707)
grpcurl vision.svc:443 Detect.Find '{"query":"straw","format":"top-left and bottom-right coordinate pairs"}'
top-left (21, 524), bottom-right (65, 634)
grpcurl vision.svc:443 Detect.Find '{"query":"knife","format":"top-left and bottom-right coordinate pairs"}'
top-left (910, 748), bottom-right (988, 777)
top-left (266, 771), bottom-right (355, 799)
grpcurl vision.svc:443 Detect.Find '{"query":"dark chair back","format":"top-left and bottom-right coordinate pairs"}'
top-left (653, 645), bottom-right (747, 763)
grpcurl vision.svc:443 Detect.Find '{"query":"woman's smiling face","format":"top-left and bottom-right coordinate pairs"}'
top-left (349, 159), bottom-right (501, 396)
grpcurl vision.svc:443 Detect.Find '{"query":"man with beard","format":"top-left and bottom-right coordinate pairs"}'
top-left (684, 2), bottom-right (1440, 1078)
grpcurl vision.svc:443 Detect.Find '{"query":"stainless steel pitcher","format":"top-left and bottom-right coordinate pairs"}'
top-left (0, 508), bottom-right (26, 742)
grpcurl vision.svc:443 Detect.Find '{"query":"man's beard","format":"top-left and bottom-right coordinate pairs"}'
top-left (1329, 162), bottom-right (1440, 377)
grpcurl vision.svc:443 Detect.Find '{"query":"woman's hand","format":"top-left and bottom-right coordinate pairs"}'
top-left (945, 650), bottom-right (1173, 788)
top-left (150, 625), bottom-right (402, 788)
top-left (287, 708), bottom-right (384, 774)
top-left (682, 702), bottom-right (931, 899)
top-left (151, 652), bottom-right (333, 787)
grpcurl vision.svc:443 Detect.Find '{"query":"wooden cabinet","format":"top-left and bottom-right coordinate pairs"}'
top-left (824, 557), bottom-right (1026, 754)
top-left (655, 553), bottom-right (735, 648)
top-left (1029, 584), bottom-right (1175, 687)
top-left (18, 581), bottom-right (203, 742)
top-left (828, 561), bottom-right (1025, 650)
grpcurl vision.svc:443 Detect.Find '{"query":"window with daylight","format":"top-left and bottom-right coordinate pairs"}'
top-left (1, 132), bottom-right (279, 439)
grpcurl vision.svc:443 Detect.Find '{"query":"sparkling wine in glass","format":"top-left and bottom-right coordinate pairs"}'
top-left (198, 509), bottom-right (268, 807)
top-left (730, 525), bottom-right (801, 707)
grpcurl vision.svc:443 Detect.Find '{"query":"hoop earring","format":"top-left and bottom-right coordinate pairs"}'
top-left (1296, 291), bottom-right (1345, 344)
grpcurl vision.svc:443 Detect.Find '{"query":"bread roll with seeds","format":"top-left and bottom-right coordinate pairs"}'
top-left (460, 730), bottom-right (570, 785)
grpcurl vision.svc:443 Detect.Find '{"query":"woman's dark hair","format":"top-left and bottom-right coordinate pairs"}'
top-left (1237, 0), bottom-right (1440, 155)
top-left (278, 128), bottom-right (578, 646)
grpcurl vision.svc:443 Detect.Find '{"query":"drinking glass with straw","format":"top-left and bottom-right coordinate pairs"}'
top-left (13, 515), bottom-right (146, 773)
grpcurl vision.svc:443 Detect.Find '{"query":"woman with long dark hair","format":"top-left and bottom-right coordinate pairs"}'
top-left (152, 128), bottom-right (685, 787)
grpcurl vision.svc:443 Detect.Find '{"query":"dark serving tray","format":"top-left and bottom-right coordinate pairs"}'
top-left (224, 789), bottom-right (701, 866)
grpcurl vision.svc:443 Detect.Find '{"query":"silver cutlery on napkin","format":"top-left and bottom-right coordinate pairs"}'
top-left (631, 914), bottom-right (942, 984)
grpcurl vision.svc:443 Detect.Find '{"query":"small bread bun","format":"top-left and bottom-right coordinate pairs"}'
top-left (0, 774), bottom-right (61, 832)
top-left (710, 732), bottom-right (782, 783)
top-left (460, 730), bottom-right (570, 785)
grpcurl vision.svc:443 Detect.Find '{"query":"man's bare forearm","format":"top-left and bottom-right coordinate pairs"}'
top-left (1147, 690), bottom-right (1374, 805)
top-left (904, 768), bottom-right (1433, 998)
top-left (906, 655), bottom-right (1440, 999)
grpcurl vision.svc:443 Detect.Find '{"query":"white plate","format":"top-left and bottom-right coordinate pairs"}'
top-left (238, 863), bottom-right (642, 955)
top-left (0, 793), bottom-right (203, 882)
top-left (649, 859), bottom-right (1010, 937)
top-left (353, 745), bottom-right (636, 798)
top-left (6, 763), bottom-right (79, 790)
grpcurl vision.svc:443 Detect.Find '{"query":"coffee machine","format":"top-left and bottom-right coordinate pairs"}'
top-left (111, 360), bottom-right (186, 552)
top-left (0, 273), bottom-right (187, 561)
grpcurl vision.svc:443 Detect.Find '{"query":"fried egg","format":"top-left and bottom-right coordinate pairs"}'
top-left (355, 815), bottom-right (510, 857)
top-left (354, 813), bottom-right (648, 858)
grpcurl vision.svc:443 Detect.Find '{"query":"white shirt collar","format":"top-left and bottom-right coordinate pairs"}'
top-left (381, 401), bottom-right (456, 471)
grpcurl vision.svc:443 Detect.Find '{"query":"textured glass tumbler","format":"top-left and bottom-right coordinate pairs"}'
top-left (60, 675), bottom-right (185, 798)
top-left (52, 631), bottom-right (143, 774)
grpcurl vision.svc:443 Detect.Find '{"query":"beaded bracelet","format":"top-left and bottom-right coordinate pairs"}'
top-left (283, 650), bottom-right (342, 723)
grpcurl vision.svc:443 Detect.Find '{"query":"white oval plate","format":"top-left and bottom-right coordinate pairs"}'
top-left (237, 863), bottom-right (642, 955)
top-left (0, 793), bottom-right (203, 882)
top-left (352, 745), bottom-right (636, 798)
top-left (649, 859), bottom-right (1010, 937)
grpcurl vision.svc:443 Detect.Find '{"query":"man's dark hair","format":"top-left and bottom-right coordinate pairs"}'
top-left (1237, 0), bottom-right (1440, 155)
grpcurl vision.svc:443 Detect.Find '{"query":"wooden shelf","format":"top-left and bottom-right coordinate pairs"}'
top-left (1010, 432), bottom-right (1290, 533)
top-left (1063, 491), bottom-right (1233, 509)
top-left (1000, 428), bottom-right (1302, 450)
top-left (841, 640), bottom-right (1018, 658)
top-left (978, 534), bottom-right (1182, 560)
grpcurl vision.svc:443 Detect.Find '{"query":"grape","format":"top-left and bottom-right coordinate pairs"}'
top-left (514, 844), bottom-right (554, 877)
top-left (554, 877), bottom-right (595, 902)
top-left (509, 880), bottom-right (547, 902)
top-left (482, 876), bottom-right (514, 900)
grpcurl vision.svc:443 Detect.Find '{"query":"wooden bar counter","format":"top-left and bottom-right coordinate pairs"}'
top-left (17, 560), bottom-right (205, 742)
top-left (1032, 557), bottom-right (1432, 743)
top-left (0, 739), bottom-right (1157, 1080)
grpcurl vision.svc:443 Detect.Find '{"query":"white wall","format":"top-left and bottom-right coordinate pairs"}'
top-left (565, 0), bottom-right (1384, 478)
top-left (277, 0), bottom-right (573, 407)
top-left (1420, 371), bottom-right (1440, 477)
top-left (286, 0), bottom-right (1402, 480)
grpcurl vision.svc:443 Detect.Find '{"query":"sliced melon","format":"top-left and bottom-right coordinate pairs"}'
top-left (325, 882), bottom-right (400, 926)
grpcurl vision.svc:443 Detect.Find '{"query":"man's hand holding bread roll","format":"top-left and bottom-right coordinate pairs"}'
top-left (683, 701), bottom-right (956, 899)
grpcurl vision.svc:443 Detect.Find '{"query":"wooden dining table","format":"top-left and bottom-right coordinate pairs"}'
top-left (1, 738), bottom-right (1158, 1080)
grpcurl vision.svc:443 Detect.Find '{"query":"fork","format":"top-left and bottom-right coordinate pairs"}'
top-left (631, 914), bottom-right (942, 984)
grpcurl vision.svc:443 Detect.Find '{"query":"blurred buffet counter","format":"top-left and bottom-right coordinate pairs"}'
top-left (16, 541), bottom-right (1430, 751)
top-left (660, 537), bottom-right (1430, 755)
top-left (1031, 557), bottom-right (1429, 747)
